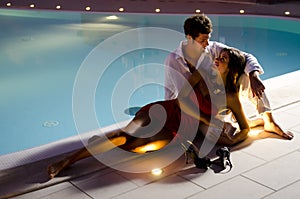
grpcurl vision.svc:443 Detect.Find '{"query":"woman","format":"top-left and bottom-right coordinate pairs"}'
top-left (47, 48), bottom-right (250, 179)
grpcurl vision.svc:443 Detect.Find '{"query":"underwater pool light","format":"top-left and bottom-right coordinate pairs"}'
top-left (106, 15), bottom-right (118, 20)
top-left (151, 168), bottom-right (163, 176)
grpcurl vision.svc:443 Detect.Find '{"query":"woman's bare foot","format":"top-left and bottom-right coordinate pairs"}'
top-left (248, 117), bottom-right (264, 128)
top-left (47, 159), bottom-right (70, 179)
top-left (263, 112), bottom-right (294, 140)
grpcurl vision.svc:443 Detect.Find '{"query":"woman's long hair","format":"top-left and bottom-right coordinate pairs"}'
top-left (221, 48), bottom-right (246, 93)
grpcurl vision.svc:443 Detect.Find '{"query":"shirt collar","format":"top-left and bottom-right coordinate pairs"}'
top-left (174, 40), bottom-right (187, 61)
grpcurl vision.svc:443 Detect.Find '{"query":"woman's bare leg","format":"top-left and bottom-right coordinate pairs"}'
top-left (47, 136), bottom-right (126, 179)
top-left (47, 115), bottom-right (149, 179)
top-left (47, 112), bottom-right (174, 178)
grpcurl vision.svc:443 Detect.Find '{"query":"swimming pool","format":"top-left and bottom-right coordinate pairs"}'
top-left (0, 9), bottom-right (299, 156)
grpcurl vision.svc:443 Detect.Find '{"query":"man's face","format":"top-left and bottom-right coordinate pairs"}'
top-left (194, 33), bottom-right (210, 49)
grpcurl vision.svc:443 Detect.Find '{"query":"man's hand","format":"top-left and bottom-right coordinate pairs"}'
top-left (249, 70), bottom-right (265, 99)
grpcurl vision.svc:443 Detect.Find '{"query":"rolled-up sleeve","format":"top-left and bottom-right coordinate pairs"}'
top-left (243, 52), bottom-right (264, 75)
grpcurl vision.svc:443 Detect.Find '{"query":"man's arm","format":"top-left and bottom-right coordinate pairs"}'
top-left (164, 52), bottom-right (210, 100)
top-left (249, 70), bottom-right (265, 99)
top-left (208, 41), bottom-right (265, 98)
top-left (177, 69), bottom-right (209, 98)
top-left (243, 51), bottom-right (266, 98)
top-left (208, 41), bottom-right (264, 74)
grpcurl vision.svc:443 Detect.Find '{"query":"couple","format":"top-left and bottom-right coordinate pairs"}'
top-left (47, 15), bottom-right (293, 179)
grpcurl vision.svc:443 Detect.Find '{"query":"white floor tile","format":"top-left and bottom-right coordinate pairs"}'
top-left (13, 182), bottom-right (89, 199)
top-left (240, 132), bottom-right (300, 161)
top-left (266, 87), bottom-right (300, 109)
top-left (270, 111), bottom-right (300, 131)
top-left (70, 171), bottom-right (138, 199)
top-left (116, 155), bottom-right (189, 187)
top-left (291, 123), bottom-right (300, 133)
top-left (264, 71), bottom-right (300, 109)
top-left (243, 151), bottom-right (300, 190)
top-left (177, 151), bottom-right (265, 189)
top-left (113, 174), bottom-right (203, 199)
top-left (264, 180), bottom-right (300, 199)
top-left (279, 102), bottom-right (300, 117)
top-left (117, 170), bottom-right (170, 187)
top-left (187, 176), bottom-right (273, 199)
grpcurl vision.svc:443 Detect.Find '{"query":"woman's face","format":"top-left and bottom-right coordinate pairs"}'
top-left (214, 51), bottom-right (230, 75)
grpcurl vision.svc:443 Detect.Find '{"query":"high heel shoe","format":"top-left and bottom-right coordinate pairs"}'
top-left (181, 140), bottom-right (211, 170)
top-left (215, 146), bottom-right (232, 171)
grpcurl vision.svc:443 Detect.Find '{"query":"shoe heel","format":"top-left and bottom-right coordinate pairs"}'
top-left (216, 147), bottom-right (232, 170)
top-left (181, 143), bottom-right (190, 164)
top-left (181, 141), bottom-right (198, 165)
top-left (184, 141), bottom-right (210, 169)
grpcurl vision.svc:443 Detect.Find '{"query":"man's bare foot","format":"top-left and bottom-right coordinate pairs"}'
top-left (263, 112), bottom-right (294, 140)
top-left (47, 159), bottom-right (70, 179)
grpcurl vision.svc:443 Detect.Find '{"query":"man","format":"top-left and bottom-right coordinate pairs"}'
top-left (164, 14), bottom-right (293, 140)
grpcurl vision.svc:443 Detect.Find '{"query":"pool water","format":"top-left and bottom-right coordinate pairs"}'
top-left (0, 9), bottom-right (299, 155)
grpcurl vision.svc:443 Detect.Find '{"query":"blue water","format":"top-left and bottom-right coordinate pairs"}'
top-left (0, 9), bottom-right (299, 155)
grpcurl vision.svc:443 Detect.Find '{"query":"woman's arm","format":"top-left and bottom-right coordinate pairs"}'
top-left (225, 93), bottom-right (250, 144)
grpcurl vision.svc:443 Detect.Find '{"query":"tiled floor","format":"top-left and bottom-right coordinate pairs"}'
top-left (3, 70), bottom-right (300, 199)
